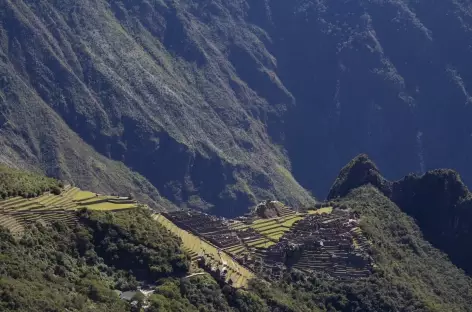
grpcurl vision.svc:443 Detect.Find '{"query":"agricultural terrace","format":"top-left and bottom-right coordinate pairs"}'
top-left (0, 185), bottom-right (139, 235)
top-left (153, 213), bottom-right (253, 288)
top-left (307, 207), bottom-right (333, 215)
top-left (229, 205), bottom-right (333, 247)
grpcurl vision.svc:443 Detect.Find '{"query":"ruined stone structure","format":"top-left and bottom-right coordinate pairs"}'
top-left (162, 203), bottom-right (373, 282)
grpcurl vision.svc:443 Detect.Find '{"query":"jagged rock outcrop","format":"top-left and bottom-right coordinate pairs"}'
top-left (253, 200), bottom-right (286, 219)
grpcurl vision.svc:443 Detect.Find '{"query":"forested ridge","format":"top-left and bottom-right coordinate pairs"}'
top-left (329, 154), bottom-right (472, 277)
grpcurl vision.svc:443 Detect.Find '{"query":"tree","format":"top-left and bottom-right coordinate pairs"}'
top-left (131, 292), bottom-right (146, 311)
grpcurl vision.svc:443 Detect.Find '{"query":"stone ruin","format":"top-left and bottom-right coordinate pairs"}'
top-left (254, 209), bottom-right (373, 280)
top-left (253, 200), bottom-right (292, 218)
top-left (163, 203), bottom-right (373, 282)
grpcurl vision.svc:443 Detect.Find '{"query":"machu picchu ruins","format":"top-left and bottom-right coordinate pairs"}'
top-left (154, 200), bottom-right (374, 288)
top-left (0, 181), bottom-right (374, 289)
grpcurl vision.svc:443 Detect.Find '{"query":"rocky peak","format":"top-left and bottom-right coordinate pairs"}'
top-left (327, 154), bottom-right (391, 200)
top-left (329, 154), bottom-right (472, 275)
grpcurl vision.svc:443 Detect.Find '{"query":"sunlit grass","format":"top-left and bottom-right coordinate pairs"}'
top-left (280, 216), bottom-right (303, 227)
top-left (252, 241), bottom-right (275, 249)
top-left (153, 214), bottom-right (253, 288)
top-left (85, 202), bottom-right (137, 211)
top-left (307, 207), bottom-right (333, 215)
top-left (73, 191), bottom-right (97, 201)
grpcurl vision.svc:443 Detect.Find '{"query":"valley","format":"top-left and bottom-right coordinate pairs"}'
top-left (2, 0), bottom-right (472, 215)
top-left (1, 0), bottom-right (472, 310)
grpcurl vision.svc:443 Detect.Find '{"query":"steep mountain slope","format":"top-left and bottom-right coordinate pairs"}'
top-left (2, 0), bottom-right (472, 215)
top-left (329, 154), bottom-right (472, 276)
top-left (0, 0), bottom-right (314, 217)
top-left (247, 0), bottom-right (472, 196)
top-left (0, 46), bottom-right (172, 209)
top-left (331, 185), bottom-right (472, 312)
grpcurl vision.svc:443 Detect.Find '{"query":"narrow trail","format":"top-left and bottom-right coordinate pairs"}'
top-left (184, 272), bottom-right (208, 279)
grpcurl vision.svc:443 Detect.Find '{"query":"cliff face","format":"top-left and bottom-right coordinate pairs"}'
top-left (329, 154), bottom-right (472, 275)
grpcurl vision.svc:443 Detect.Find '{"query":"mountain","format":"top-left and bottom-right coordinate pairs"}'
top-left (2, 0), bottom-right (472, 216)
top-left (2, 1), bottom-right (472, 310)
top-left (329, 154), bottom-right (472, 276)
top-left (0, 0), bottom-right (314, 217)
top-left (1, 162), bottom-right (472, 312)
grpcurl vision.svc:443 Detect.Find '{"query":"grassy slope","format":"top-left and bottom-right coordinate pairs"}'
top-left (0, 207), bottom-right (284, 312)
top-left (0, 208), bottom-right (187, 311)
top-left (0, 166), bottom-right (269, 311)
top-left (329, 154), bottom-right (472, 277)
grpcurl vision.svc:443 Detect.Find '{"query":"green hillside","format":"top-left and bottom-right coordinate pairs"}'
top-left (2, 0), bottom-right (472, 310)
top-left (0, 165), bottom-right (61, 198)
top-left (0, 168), bottom-right (142, 237)
top-left (334, 186), bottom-right (472, 311)
top-left (328, 154), bottom-right (472, 277)
top-left (0, 208), bottom-right (187, 312)
top-left (0, 165), bottom-right (471, 311)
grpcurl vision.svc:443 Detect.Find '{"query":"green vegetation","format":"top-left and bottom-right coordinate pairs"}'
top-left (334, 186), bottom-right (472, 311)
top-left (0, 208), bottom-right (183, 311)
top-left (252, 223), bottom-right (281, 232)
top-left (252, 241), bottom-right (275, 249)
top-left (266, 232), bottom-right (285, 240)
top-left (307, 207), bottom-right (333, 215)
top-left (0, 0), bottom-right (471, 227)
top-left (0, 183), bottom-right (139, 236)
top-left (0, 207), bottom-right (275, 312)
top-left (81, 209), bottom-right (188, 282)
top-left (230, 186), bottom-right (472, 312)
top-left (279, 216), bottom-right (303, 227)
top-left (146, 276), bottom-right (272, 312)
top-left (0, 165), bottom-right (62, 199)
top-left (247, 238), bottom-right (270, 247)
top-left (154, 214), bottom-right (254, 288)
top-left (328, 154), bottom-right (472, 275)
top-left (252, 220), bottom-right (278, 229)
top-left (1, 164), bottom-right (472, 311)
